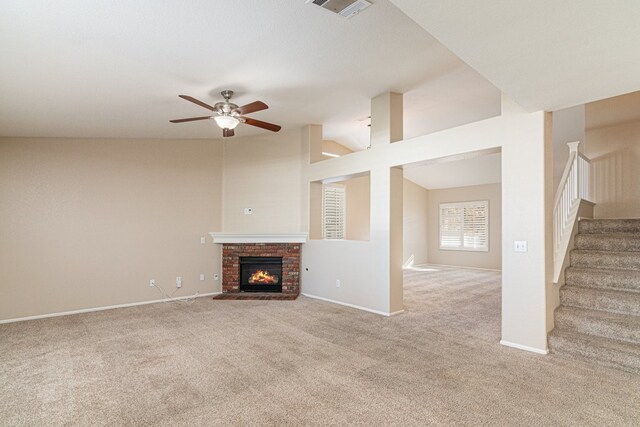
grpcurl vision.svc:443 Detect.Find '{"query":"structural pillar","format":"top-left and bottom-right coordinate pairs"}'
top-left (370, 92), bottom-right (403, 147)
top-left (370, 92), bottom-right (404, 314)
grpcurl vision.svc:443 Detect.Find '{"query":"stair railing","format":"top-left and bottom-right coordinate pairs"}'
top-left (553, 141), bottom-right (593, 283)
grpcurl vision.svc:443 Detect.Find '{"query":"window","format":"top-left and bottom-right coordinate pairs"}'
top-left (439, 201), bottom-right (489, 251)
top-left (322, 184), bottom-right (345, 239)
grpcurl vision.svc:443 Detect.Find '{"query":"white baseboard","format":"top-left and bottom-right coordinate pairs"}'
top-left (0, 292), bottom-right (221, 325)
top-left (406, 263), bottom-right (501, 272)
top-left (301, 293), bottom-right (404, 317)
top-left (500, 340), bottom-right (549, 355)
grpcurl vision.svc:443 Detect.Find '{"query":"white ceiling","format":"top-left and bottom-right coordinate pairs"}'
top-left (0, 0), bottom-right (499, 148)
top-left (390, 0), bottom-right (640, 111)
top-left (403, 152), bottom-right (501, 190)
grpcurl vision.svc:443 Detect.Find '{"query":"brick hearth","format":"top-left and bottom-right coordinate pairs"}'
top-left (221, 243), bottom-right (301, 295)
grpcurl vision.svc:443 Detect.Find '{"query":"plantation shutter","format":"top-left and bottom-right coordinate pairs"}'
top-left (439, 205), bottom-right (463, 249)
top-left (463, 202), bottom-right (489, 250)
top-left (322, 185), bottom-right (345, 240)
top-left (439, 201), bottom-right (488, 251)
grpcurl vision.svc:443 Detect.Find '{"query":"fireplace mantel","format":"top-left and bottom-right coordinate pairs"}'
top-left (209, 232), bottom-right (307, 244)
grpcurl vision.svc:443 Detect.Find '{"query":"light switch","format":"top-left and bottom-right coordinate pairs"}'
top-left (200, 236), bottom-right (206, 244)
top-left (200, 274), bottom-right (205, 281)
top-left (514, 241), bottom-right (528, 252)
top-left (244, 207), bottom-right (253, 215)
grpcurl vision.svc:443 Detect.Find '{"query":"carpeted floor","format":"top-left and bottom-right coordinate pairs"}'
top-left (1, 266), bottom-right (639, 426)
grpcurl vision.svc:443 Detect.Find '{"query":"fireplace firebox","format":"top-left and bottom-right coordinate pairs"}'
top-left (239, 256), bottom-right (283, 293)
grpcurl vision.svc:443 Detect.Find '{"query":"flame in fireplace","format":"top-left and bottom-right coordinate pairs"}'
top-left (248, 270), bottom-right (279, 285)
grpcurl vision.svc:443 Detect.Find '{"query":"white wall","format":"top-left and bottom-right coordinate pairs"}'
top-left (302, 110), bottom-right (553, 352)
top-left (427, 183), bottom-right (502, 270)
top-left (302, 167), bottom-right (404, 315)
top-left (0, 138), bottom-right (223, 321)
top-left (222, 129), bottom-right (304, 232)
top-left (553, 105), bottom-right (585, 190)
top-left (403, 178), bottom-right (429, 265)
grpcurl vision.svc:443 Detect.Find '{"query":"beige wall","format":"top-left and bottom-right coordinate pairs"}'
top-left (403, 178), bottom-right (429, 265)
top-left (427, 183), bottom-right (502, 270)
top-left (222, 129), bottom-right (304, 232)
top-left (309, 174), bottom-right (371, 241)
top-left (585, 92), bottom-right (640, 218)
top-left (344, 175), bottom-right (370, 241)
top-left (552, 105), bottom-right (585, 191)
top-left (322, 140), bottom-right (353, 158)
top-left (0, 138), bottom-right (223, 321)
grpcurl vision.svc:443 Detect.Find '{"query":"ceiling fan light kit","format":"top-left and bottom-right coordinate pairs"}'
top-left (213, 115), bottom-right (240, 130)
top-left (170, 90), bottom-right (281, 138)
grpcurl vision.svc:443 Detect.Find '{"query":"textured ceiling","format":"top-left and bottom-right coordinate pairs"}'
top-left (390, 0), bottom-right (640, 111)
top-left (0, 0), bottom-right (499, 149)
top-left (404, 152), bottom-right (501, 190)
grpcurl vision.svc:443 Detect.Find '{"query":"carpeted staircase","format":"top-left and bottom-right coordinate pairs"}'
top-left (549, 218), bottom-right (640, 373)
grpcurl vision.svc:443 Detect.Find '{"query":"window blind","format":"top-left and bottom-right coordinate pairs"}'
top-left (439, 201), bottom-right (488, 251)
top-left (322, 185), bottom-right (345, 240)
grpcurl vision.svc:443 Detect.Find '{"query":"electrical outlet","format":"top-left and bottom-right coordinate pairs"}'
top-left (176, 276), bottom-right (182, 288)
top-left (514, 241), bottom-right (528, 253)
top-left (149, 279), bottom-right (155, 287)
top-left (200, 274), bottom-right (205, 281)
top-left (336, 279), bottom-right (341, 288)
top-left (214, 274), bottom-right (219, 281)
top-left (243, 207), bottom-right (253, 215)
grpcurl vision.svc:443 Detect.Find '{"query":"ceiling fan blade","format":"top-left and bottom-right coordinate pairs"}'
top-left (170, 116), bottom-right (212, 123)
top-left (233, 101), bottom-right (268, 115)
top-left (242, 117), bottom-right (281, 132)
top-left (178, 95), bottom-right (215, 111)
top-left (223, 128), bottom-right (235, 137)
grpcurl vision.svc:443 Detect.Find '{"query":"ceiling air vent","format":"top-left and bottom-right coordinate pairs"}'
top-left (307, 0), bottom-right (372, 18)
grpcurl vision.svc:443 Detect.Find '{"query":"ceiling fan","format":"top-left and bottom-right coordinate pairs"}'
top-left (170, 90), bottom-right (281, 137)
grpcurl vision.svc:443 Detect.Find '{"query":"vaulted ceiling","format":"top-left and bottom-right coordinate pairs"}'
top-left (5, 1), bottom-right (636, 149)
top-left (0, 0), bottom-right (499, 149)
top-left (390, 0), bottom-right (640, 111)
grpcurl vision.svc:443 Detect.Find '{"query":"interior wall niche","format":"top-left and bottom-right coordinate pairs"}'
top-left (309, 172), bottom-right (371, 241)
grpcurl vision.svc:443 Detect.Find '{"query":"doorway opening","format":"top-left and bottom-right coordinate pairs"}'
top-left (400, 149), bottom-right (503, 343)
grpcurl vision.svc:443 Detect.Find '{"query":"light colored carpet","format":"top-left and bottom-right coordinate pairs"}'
top-left (550, 218), bottom-right (640, 373)
top-left (1, 266), bottom-right (639, 426)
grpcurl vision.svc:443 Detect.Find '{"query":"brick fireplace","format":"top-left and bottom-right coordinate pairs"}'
top-left (211, 233), bottom-right (306, 297)
top-left (222, 243), bottom-right (300, 295)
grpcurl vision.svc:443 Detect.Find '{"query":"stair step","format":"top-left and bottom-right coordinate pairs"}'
top-left (565, 267), bottom-right (640, 292)
top-left (575, 233), bottom-right (640, 252)
top-left (548, 329), bottom-right (640, 374)
top-left (560, 286), bottom-right (640, 316)
top-left (555, 307), bottom-right (640, 344)
top-left (571, 250), bottom-right (640, 270)
top-left (579, 218), bottom-right (640, 234)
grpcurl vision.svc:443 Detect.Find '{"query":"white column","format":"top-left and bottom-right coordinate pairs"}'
top-left (301, 125), bottom-right (323, 233)
top-left (370, 92), bottom-right (403, 147)
top-left (389, 167), bottom-right (404, 313)
top-left (303, 124), bottom-right (324, 164)
top-left (370, 93), bottom-right (404, 313)
top-left (501, 111), bottom-right (554, 353)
